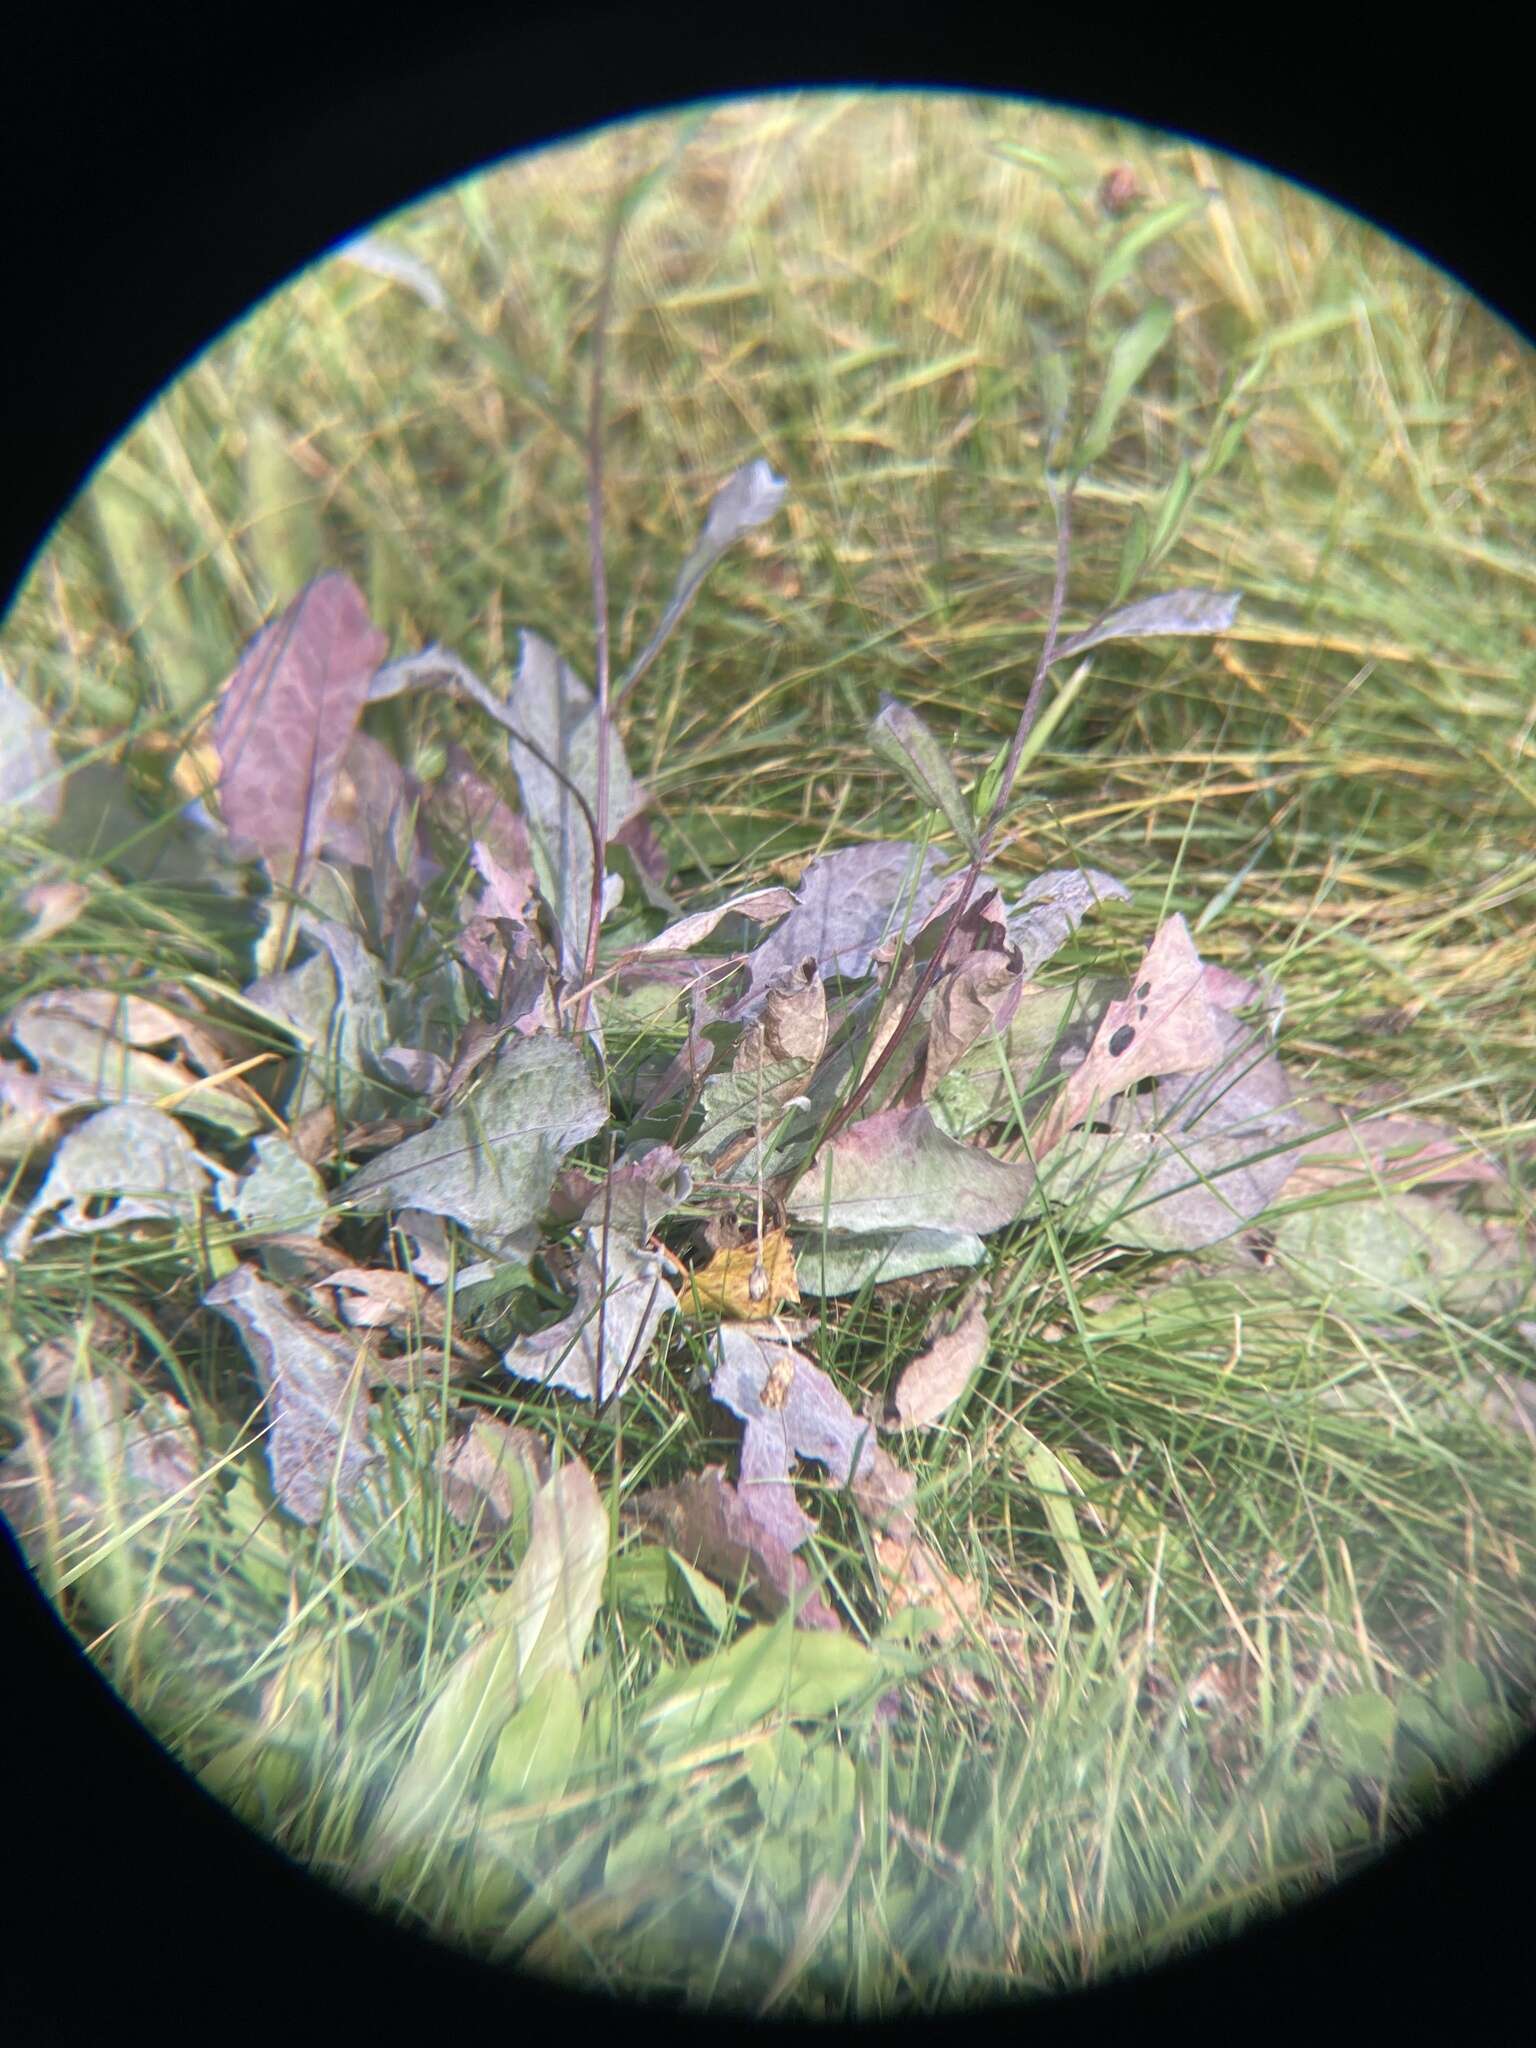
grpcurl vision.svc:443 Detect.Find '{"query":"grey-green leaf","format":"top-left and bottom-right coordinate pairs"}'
top-left (1053, 588), bottom-right (1241, 666)
top-left (869, 695), bottom-right (983, 859)
top-left (204, 1264), bottom-right (374, 1525)
top-left (3, 1104), bottom-right (212, 1261)
top-left (340, 1032), bottom-right (606, 1251)
top-left (1077, 298), bottom-right (1175, 470)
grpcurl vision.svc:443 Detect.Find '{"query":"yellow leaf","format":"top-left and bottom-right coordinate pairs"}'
top-left (683, 1228), bottom-right (799, 1320)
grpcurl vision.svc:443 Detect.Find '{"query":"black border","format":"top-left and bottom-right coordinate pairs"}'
top-left (4, 4), bottom-right (1533, 2038)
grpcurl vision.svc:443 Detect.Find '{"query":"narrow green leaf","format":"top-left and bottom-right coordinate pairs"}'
top-left (869, 695), bottom-right (982, 859)
top-left (485, 1665), bottom-right (583, 1804)
top-left (369, 1459), bottom-right (607, 1856)
top-left (1145, 457), bottom-right (1194, 565)
top-left (1010, 1422), bottom-right (1108, 1628)
top-left (1077, 299), bottom-right (1175, 471)
top-left (1110, 504), bottom-right (1150, 607)
top-left (1092, 193), bottom-right (1212, 300)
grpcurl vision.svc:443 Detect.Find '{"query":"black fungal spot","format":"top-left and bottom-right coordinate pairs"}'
top-left (1137, 982), bottom-right (1152, 998)
top-left (1139, 1004), bottom-right (1149, 1019)
top-left (1108, 1024), bottom-right (1136, 1057)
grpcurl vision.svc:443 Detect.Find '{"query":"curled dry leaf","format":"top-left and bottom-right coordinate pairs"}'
top-left (1006, 867), bottom-right (1131, 976)
top-left (205, 1264), bottom-right (375, 1525)
top-left (3, 1104), bottom-right (212, 1261)
top-left (501, 1232), bottom-right (677, 1404)
top-left (882, 1283), bottom-right (990, 1431)
top-left (17, 878), bottom-right (89, 949)
top-left (4, 987), bottom-right (261, 1137)
top-left (635, 885), bottom-right (796, 958)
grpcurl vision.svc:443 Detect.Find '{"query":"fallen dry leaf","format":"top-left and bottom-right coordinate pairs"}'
top-left (17, 879), bottom-right (89, 949)
top-left (882, 1282), bottom-right (990, 1431)
top-left (684, 1228), bottom-right (801, 1320)
top-left (437, 1418), bottom-right (552, 1534)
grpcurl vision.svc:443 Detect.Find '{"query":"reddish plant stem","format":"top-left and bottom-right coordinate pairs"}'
top-left (792, 479), bottom-right (1077, 1166)
top-left (575, 190), bottom-right (627, 1033)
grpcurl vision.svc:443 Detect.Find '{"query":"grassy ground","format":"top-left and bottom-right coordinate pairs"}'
top-left (3, 92), bottom-right (1534, 2013)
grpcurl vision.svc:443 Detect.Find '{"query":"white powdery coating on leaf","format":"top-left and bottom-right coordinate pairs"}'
top-left (700, 459), bottom-right (789, 553)
top-left (4, 1104), bottom-right (211, 1260)
top-left (205, 1264), bottom-right (375, 1524)
top-left (501, 1233), bottom-right (676, 1404)
top-left (788, 1105), bottom-right (1037, 1237)
top-left (341, 1032), bottom-right (606, 1248)
top-left (736, 842), bottom-right (949, 1016)
top-left (1007, 867), bottom-right (1130, 978)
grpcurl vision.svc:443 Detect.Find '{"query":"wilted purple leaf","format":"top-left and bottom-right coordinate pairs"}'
top-left (736, 842), bottom-right (949, 1017)
top-left (341, 1032), bottom-right (606, 1251)
top-left (3, 1103), bottom-right (211, 1261)
top-left (788, 1105), bottom-right (1037, 1236)
top-left (212, 574), bottom-right (387, 905)
top-left (1007, 867), bottom-right (1131, 977)
top-left (632, 1467), bottom-right (840, 1630)
top-left (0, 671), bottom-right (65, 830)
top-left (501, 1232), bottom-right (676, 1404)
top-left (205, 1264), bottom-right (375, 1524)
top-left (1053, 588), bottom-right (1242, 665)
top-left (4, 988), bottom-right (260, 1137)
top-left (430, 745), bottom-right (533, 878)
